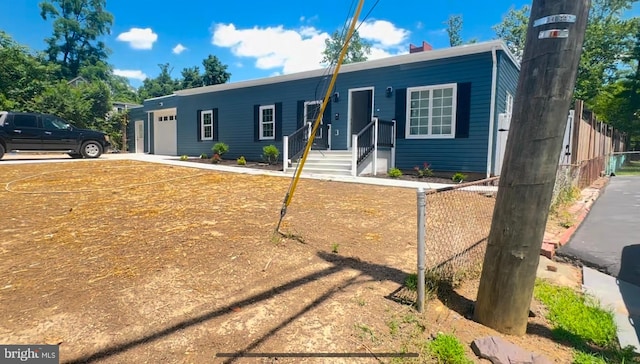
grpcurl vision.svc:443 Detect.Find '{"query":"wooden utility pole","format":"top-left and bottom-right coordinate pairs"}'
top-left (474, 0), bottom-right (590, 335)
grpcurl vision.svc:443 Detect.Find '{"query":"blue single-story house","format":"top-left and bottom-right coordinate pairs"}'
top-left (127, 40), bottom-right (519, 177)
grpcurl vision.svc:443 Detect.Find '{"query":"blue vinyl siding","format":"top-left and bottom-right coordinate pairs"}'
top-left (492, 51), bottom-right (520, 174)
top-left (391, 53), bottom-right (494, 173)
top-left (175, 52), bottom-right (494, 172)
top-left (134, 43), bottom-right (520, 174)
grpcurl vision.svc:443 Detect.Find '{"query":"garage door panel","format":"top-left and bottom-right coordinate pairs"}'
top-left (153, 109), bottom-right (177, 156)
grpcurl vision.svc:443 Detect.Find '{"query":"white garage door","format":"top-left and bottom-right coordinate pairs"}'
top-left (153, 108), bottom-right (177, 156)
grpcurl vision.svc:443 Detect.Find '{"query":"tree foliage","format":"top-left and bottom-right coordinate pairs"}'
top-left (138, 63), bottom-right (180, 100)
top-left (445, 14), bottom-right (478, 47)
top-left (39, 0), bottom-right (114, 79)
top-left (202, 55), bottom-right (231, 86)
top-left (321, 29), bottom-right (372, 65)
top-left (493, 0), bottom-right (638, 134)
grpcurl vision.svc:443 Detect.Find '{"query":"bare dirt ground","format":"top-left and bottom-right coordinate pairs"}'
top-left (0, 159), bottom-right (577, 363)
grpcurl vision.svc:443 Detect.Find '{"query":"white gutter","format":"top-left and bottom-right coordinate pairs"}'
top-left (486, 46), bottom-right (498, 179)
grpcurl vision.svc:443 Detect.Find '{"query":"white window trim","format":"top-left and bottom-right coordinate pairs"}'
top-left (200, 110), bottom-right (213, 141)
top-left (259, 104), bottom-right (276, 141)
top-left (405, 83), bottom-right (458, 139)
top-left (506, 92), bottom-right (514, 117)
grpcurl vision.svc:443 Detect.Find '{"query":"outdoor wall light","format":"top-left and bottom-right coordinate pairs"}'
top-left (386, 86), bottom-right (393, 97)
top-left (333, 92), bottom-right (340, 102)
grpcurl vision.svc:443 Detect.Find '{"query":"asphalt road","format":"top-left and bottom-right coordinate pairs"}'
top-left (558, 176), bottom-right (640, 286)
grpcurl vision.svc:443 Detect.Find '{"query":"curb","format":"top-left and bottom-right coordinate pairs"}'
top-left (540, 177), bottom-right (609, 259)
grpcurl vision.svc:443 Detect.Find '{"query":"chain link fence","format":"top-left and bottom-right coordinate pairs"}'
top-left (552, 165), bottom-right (581, 205)
top-left (419, 178), bottom-right (499, 287)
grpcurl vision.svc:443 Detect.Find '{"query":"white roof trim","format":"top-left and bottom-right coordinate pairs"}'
top-left (145, 94), bottom-right (177, 102)
top-left (170, 40), bottom-right (518, 97)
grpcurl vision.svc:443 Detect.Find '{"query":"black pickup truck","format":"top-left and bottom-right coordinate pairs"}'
top-left (0, 111), bottom-right (111, 160)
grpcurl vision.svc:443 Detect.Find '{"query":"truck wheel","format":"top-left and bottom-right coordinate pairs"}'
top-left (0, 143), bottom-right (4, 160)
top-left (81, 141), bottom-right (103, 159)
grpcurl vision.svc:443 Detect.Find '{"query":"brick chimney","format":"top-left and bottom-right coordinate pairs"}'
top-left (409, 41), bottom-right (433, 54)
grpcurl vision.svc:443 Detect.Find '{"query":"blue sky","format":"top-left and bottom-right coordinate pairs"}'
top-left (2, 0), bottom-right (639, 88)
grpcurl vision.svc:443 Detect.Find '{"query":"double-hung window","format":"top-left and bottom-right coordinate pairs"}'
top-left (406, 84), bottom-right (457, 139)
top-left (201, 110), bottom-right (213, 141)
top-left (259, 105), bottom-right (275, 140)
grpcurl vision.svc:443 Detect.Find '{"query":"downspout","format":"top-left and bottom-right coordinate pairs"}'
top-left (486, 46), bottom-right (498, 179)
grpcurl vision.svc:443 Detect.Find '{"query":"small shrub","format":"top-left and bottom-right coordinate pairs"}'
top-left (388, 168), bottom-right (403, 178)
top-left (211, 153), bottom-right (221, 164)
top-left (199, 153), bottom-right (208, 159)
top-left (179, 155), bottom-right (189, 161)
top-left (237, 156), bottom-right (247, 165)
top-left (414, 162), bottom-right (433, 178)
top-left (427, 333), bottom-right (473, 364)
top-left (212, 142), bottom-right (229, 157)
top-left (263, 145), bottom-right (280, 165)
top-left (452, 172), bottom-right (467, 183)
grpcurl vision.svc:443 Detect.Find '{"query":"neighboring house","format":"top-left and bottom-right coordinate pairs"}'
top-left (67, 76), bottom-right (88, 87)
top-left (127, 40), bottom-right (519, 177)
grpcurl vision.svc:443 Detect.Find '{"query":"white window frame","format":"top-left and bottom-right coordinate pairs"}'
top-left (259, 104), bottom-right (276, 141)
top-left (200, 110), bottom-right (213, 141)
top-left (506, 92), bottom-right (514, 117)
top-left (405, 83), bottom-right (457, 139)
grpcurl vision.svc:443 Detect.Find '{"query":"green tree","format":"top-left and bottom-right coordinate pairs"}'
top-left (138, 63), bottom-right (180, 100)
top-left (445, 14), bottom-right (478, 47)
top-left (107, 75), bottom-right (139, 104)
top-left (493, 0), bottom-right (636, 105)
top-left (180, 66), bottom-right (203, 89)
top-left (492, 5), bottom-right (530, 62)
top-left (321, 29), bottom-right (371, 65)
top-left (446, 15), bottom-right (464, 47)
top-left (0, 31), bottom-right (58, 111)
top-left (202, 55), bottom-right (231, 86)
top-left (39, 0), bottom-right (114, 79)
top-left (27, 80), bottom-right (112, 130)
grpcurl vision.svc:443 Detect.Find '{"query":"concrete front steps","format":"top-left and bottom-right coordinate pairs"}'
top-left (288, 150), bottom-right (353, 176)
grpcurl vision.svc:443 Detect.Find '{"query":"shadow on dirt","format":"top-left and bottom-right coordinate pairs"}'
top-left (64, 252), bottom-right (408, 364)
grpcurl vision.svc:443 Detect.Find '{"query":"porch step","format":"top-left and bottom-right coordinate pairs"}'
top-left (288, 150), bottom-right (354, 176)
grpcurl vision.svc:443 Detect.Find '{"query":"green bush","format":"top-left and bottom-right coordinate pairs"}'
top-left (414, 162), bottom-right (433, 177)
top-left (263, 145), bottom-right (280, 165)
top-left (212, 142), bottom-right (229, 156)
top-left (388, 168), bottom-right (403, 178)
top-left (179, 155), bottom-right (189, 161)
top-left (452, 172), bottom-right (467, 183)
top-left (237, 156), bottom-right (247, 165)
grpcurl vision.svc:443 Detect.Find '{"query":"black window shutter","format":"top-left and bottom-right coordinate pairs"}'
top-left (323, 100), bottom-right (332, 124)
top-left (213, 108), bottom-right (219, 141)
top-left (275, 102), bottom-right (283, 141)
top-left (253, 104), bottom-right (260, 142)
top-left (296, 100), bottom-right (305, 129)
top-left (395, 88), bottom-right (407, 139)
top-left (455, 83), bottom-right (472, 138)
top-left (196, 109), bottom-right (202, 141)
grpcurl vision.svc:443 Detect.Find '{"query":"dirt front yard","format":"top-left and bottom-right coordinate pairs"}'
top-left (0, 160), bottom-right (575, 363)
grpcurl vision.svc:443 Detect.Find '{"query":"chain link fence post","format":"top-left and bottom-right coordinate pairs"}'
top-left (417, 187), bottom-right (426, 313)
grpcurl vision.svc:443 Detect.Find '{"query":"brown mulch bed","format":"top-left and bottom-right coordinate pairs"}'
top-left (0, 159), bottom-right (575, 363)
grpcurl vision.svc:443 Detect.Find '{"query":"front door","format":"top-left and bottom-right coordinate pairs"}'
top-left (349, 88), bottom-right (374, 147)
top-left (495, 113), bottom-right (511, 175)
top-left (135, 120), bottom-right (145, 153)
top-left (305, 101), bottom-right (329, 150)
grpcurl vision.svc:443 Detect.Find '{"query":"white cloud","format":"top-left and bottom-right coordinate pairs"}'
top-left (357, 20), bottom-right (410, 47)
top-left (116, 28), bottom-right (158, 50)
top-left (113, 69), bottom-right (147, 81)
top-left (172, 43), bottom-right (187, 54)
top-left (235, 62), bottom-right (244, 68)
top-left (212, 23), bottom-right (329, 74)
top-left (211, 20), bottom-right (409, 75)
